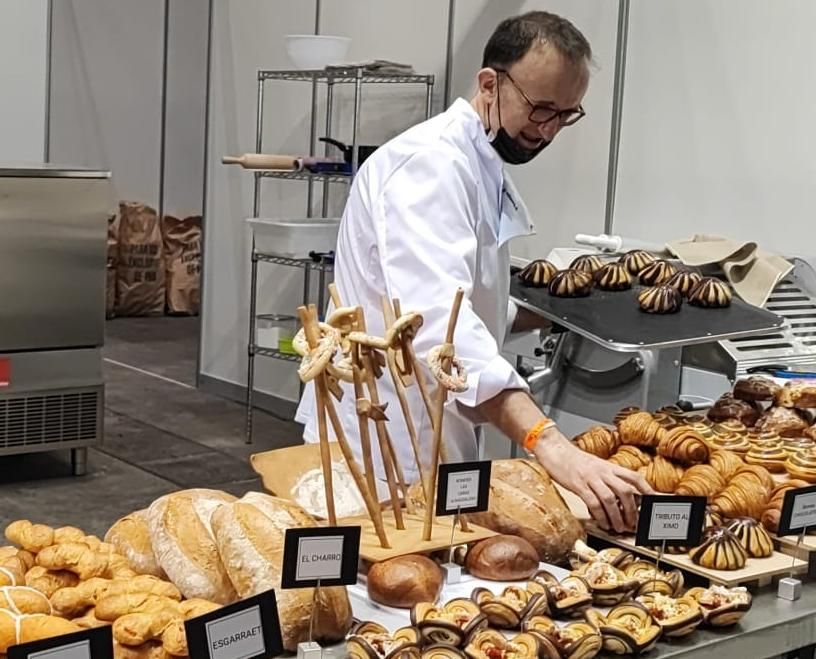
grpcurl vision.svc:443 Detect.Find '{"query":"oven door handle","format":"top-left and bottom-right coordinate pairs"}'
top-left (565, 355), bottom-right (645, 389)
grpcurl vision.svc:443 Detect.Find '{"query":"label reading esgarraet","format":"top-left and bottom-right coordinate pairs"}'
top-left (205, 606), bottom-right (265, 659)
top-left (445, 469), bottom-right (480, 510)
top-left (295, 536), bottom-right (345, 581)
top-left (648, 502), bottom-right (691, 541)
top-left (29, 642), bottom-right (90, 659)
top-left (790, 492), bottom-right (816, 530)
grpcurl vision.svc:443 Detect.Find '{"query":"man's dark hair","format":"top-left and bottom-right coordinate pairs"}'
top-left (482, 11), bottom-right (591, 69)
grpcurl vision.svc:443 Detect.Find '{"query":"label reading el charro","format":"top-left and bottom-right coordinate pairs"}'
top-left (295, 536), bottom-right (345, 581)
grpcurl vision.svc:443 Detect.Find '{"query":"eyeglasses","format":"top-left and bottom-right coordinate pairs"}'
top-left (496, 69), bottom-right (586, 127)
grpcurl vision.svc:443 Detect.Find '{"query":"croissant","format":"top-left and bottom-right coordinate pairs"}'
top-left (733, 464), bottom-right (774, 494)
top-left (657, 427), bottom-right (710, 466)
top-left (613, 406), bottom-right (642, 426)
top-left (709, 450), bottom-right (744, 480)
top-left (761, 480), bottom-right (812, 533)
top-left (576, 426), bottom-right (620, 459)
top-left (675, 465), bottom-right (726, 498)
top-left (609, 446), bottom-right (653, 471)
top-left (618, 412), bottom-right (667, 448)
top-left (640, 456), bottom-right (685, 493)
top-left (711, 479), bottom-right (769, 521)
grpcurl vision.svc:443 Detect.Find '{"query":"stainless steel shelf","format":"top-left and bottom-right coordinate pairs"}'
top-left (258, 68), bottom-right (434, 85)
top-left (256, 170), bottom-right (351, 184)
top-left (254, 252), bottom-right (334, 270)
top-left (252, 345), bottom-right (300, 363)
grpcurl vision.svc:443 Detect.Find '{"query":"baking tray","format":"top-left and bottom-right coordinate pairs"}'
top-left (510, 277), bottom-right (785, 353)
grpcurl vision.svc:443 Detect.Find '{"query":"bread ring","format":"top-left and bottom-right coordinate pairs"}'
top-left (326, 356), bottom-right (354, 383)
top-left (297, 325), bottom-right (341, 382)
top-left (427, 343), bottom-right (468, 392)
top-left (326, 306), bottom-right (359, 332)
top-left (384, 312), bottom-right (423, 348)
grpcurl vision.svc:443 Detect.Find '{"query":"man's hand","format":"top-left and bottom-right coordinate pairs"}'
top-left (532, 427), bottom-right (653, 533)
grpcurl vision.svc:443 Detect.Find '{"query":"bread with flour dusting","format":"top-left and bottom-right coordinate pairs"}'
top-left (146, 489), bottom-right (237, 604)
top-left (105, 510), bottom-right (164, 578)
top-left (211, 491), bottom-right (352, 651)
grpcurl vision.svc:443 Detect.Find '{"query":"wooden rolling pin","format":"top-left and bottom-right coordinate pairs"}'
top-left (221, 153), bottom-right (300, 170)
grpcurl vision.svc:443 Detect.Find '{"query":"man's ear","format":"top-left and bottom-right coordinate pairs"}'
top-left (476, 67), bottom-right (499, 101)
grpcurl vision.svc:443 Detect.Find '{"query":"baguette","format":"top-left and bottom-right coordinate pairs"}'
top-left (0, 610), bottom-right (79, 653)
top-left (105, 511), bottom-right (165, 578)
top-left (147, 489), bottom-right (237, 604)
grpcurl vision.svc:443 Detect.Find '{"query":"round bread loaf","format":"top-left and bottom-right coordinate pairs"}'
top-left (465, 535), bottom-right (539, 581)
top-left (366, 554), bottom-right (443, 609)
top-left (105, 510), bottom-right (164, 578)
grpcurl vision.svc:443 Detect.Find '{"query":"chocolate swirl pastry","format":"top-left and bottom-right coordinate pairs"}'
top-left (709, 432), bottom-right (751, 455)
top-left (689, 527), bottom-right (748, 571)
top-left (619, 249), bottom-right (657, 275)
top-left (570, 254), bottom-right (605, 275)
top-left (733, 375), bottom-right (781, 402)
top-left (638, 285), bottom-right (682, 314)
top-left (594, 262), bottom-right (633, 291)
top-left (745, 440), bottom-right (788, 473)
top-left (726, 518), bottom-right (774, 558)
top-left (785, 447), bottom-right (816, 483)
top-left (517, 259), bottom-right (558, 288)
top-left (707, 393), bottom-right (761, 427)
top-left (784, 437), bottom-right (815, 455)
top-left (689, 277), bottom-right (732, 308)
top-left (666, 270), bottom-right (702, 297)
top-left (548, 269), bottom-right (593, 298)
top-left (639, 260), bottom-right (678, 286)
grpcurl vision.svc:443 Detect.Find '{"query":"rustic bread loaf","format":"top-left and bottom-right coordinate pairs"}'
top-left (106, 510), bottom-right (165, 578)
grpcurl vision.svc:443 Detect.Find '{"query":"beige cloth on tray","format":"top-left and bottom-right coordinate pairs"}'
top-left (666, 234), bottom-right (793, 307)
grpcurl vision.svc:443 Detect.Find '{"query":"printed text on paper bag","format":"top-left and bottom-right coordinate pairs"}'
top-left (206, 607), bottom-right (265, 659)
top-left (445, 470), bottom-right (480, 510)
top-left (296, 536), bottom-right (345, 581)
top-left (648, 502), bottom-right (692, 541)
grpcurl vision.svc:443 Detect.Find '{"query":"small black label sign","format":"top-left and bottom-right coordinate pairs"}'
top-left (436, 460), bottom-right (492, 517)
top-left (8, 625), bottom-right (112, 659)
top-left (636, 494), bottom-right (707, 547)
top-left (184, 589), bottom-right (283, 659)
top-left (778, 484), bottom-right (816, 536)
top-left (281, 526), bottom-right (361, 589)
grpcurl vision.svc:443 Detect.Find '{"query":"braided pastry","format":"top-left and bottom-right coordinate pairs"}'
top-left (609, 446), bottom-right (653, 471)
top-left (745, 440), bottom-right (788, 473)
top-left (709, 450), bottom-right (744, 481)
top-left (518, 259), bottom-right (558, 287)
top-left (666, 270), bottom-right (702, 297)
top-left (639, 456), bottom-right (685, 493)
top-left (657, 426), bottom-right (710, 466)
top-left (639, 260), bottom-right (678, 286)
top-left (618, 412), bottom-right (666, 448)
top-left (594, 262), bottom-right (633, 291)
top-left (570, 254), bottom-right (605, 275)
top-left (785, 447), bottom-right (816, 483)
top-left (675, 465), bottom-right (726, 499)
top-left (575, 426), bottom-right (620, 459)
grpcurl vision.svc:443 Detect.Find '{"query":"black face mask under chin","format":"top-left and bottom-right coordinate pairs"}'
top-left (486, 82), bottom-right (550, 165)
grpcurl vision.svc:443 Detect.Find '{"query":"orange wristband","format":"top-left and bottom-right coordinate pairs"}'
top-left (524, 418), bottom-right (556, 452)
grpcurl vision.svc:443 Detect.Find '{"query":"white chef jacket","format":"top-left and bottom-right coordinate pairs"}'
top-left (295, 97), bottom-right (534, 482)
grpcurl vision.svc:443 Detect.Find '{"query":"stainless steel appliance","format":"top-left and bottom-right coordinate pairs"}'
top-left (0, 165), bottom-right (112, 475)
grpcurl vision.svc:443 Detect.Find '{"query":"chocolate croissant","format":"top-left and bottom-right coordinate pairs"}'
top-left (689, 527), bottom-right (747, 571)
top-left (638, 285), bottom-right (683, 314)
top-left (570, 254), bottom-right (605, 275)
top-left (639, 260), bottom-right (678, 286)
top-left (675, 465), bottom-right (726, 498)
top-left (548, 269), bottom-right (593, 298)
top-left (595, 262), bottom-right (633, 291)
top-left (619, 249), bottom-right (657, 275)
top-left (666, 270), bottom-right (702, 297)
top-left (575, 426), bottom-right (620, 459)
top-left (617, 412), bottom-right (667, 448)
top-left (726, 518), bottom-right (773, 558)
top-left (688, 277), bottom-right (732, 308)
top-left (517, 259), bottom-right (558, 287)
top-left (657, 426), bottom-right (710, 466)
top-left (640, 456), bottom-right (685, 493)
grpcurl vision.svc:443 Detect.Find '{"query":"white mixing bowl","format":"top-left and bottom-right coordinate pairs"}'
top-left (285, 35), bottom-right (351, 70)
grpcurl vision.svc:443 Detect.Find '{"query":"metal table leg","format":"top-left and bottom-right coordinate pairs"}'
top-left (71, 448), bottom-right (87, 476)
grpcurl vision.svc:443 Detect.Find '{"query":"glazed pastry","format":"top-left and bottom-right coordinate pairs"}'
top-left (529, 571), bottom-right (593, 618)
top-left (755, 406), bottom-right (811, 438)
top-left (733, 375), bottom-right (781, 402)
top-left (624, 560), bottom-right (684, 597)
top-left (783, 437), bottom-right (815, 455)
top-left (708, 450), bottom-right (744, 481)
top-left (465, 629), bottom-right (542, 659)
top-left (686, 585), bottom-right (752, 627)
top-left (785, 447), bottom-right (816, 483)
top-left (689, 527), bottom-right (747, 571)
top-left (570, 254), bottom-right (605, 275)
top-left (635, 593), bottom-right (703, 638)
top-left (617, 411), bottom-right (666, 448)
top-left (747, 429), bottom-right (782, 444)
top-left (521, 616), bottom-right (602, 659)
top-left (639, 456), bottom-right (684, 493)
top-left (638, 285), bottom-right (683, 314)
top-left (688, 277), bottom-right (732, 308)
top-left (668, 509), bottom-right (724, 555)
top-left (745, 440), bottom-right (788, 473)
top-left (726, 518), bottom-right (774, 558)
top-left (517, 259), bottom-right (558, 288)
top-left (548, 269), bottom-right (593, 298)
top-left (714, 419), bottom-right (749, 435)
top-left (609, 446), bottom-right (652, 471)
top-left (567, 541), bottom-right (635, 571)
top-left (688, 422), bottom-right (716, 442)
top-left (638, 260), bottom-right (678, 286)
top-left (594, 262), bottom-right (633, 291)
top-left (575, 426), bottom-right (620, 459)
top-left (775, 381), bottom-right (816, 410)
top-left (666, 270), bottom-right (702, 297)
top-left (708, 432), bottom-right (751, 455)
top-left (657, 426), bottom-right (710, 466)
top-left (656, 404), bottom-right (686, 420)
top-left (707, 394), bottom-right (761, 427)
top-left (619, 249), bottom-right (657, 276)
top-left (347, 621), bottom-right (422, 659)
top-left (675, 465), bottom-right (726, 498)
top-left (613, 406), bottom-right (641, 426)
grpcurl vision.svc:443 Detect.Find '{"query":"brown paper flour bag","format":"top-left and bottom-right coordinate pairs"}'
top-left (116, 201), bottom-right (165, 316)
top-left (106, 210), bottom-right (119, 318)
top-left (162, 214), bottom-right (201, 315)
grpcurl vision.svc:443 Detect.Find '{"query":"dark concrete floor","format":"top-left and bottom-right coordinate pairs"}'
top-left (0, 317), bottom-right (303, 537)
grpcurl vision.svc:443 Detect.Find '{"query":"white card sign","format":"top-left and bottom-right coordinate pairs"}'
top-left (636, 495), bottom-right (706, 547)
top-left (30, 642), bottom-right (90, 659)
top-left (778, 485), bottom-right (816, 536)
top-left (648, 502), bottom-right (692, 540)
top-left (295, 536), bottom-right (344, 581)
top-left (281, 526), bottom-right (361, 589)
top-left (436, 461), bottom-right (492, 516)
top-left (445, 469), bottom-right (480, 510)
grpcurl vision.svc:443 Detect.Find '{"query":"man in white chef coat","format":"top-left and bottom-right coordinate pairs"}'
top-left (296, 11), bottom-right (651, 532)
